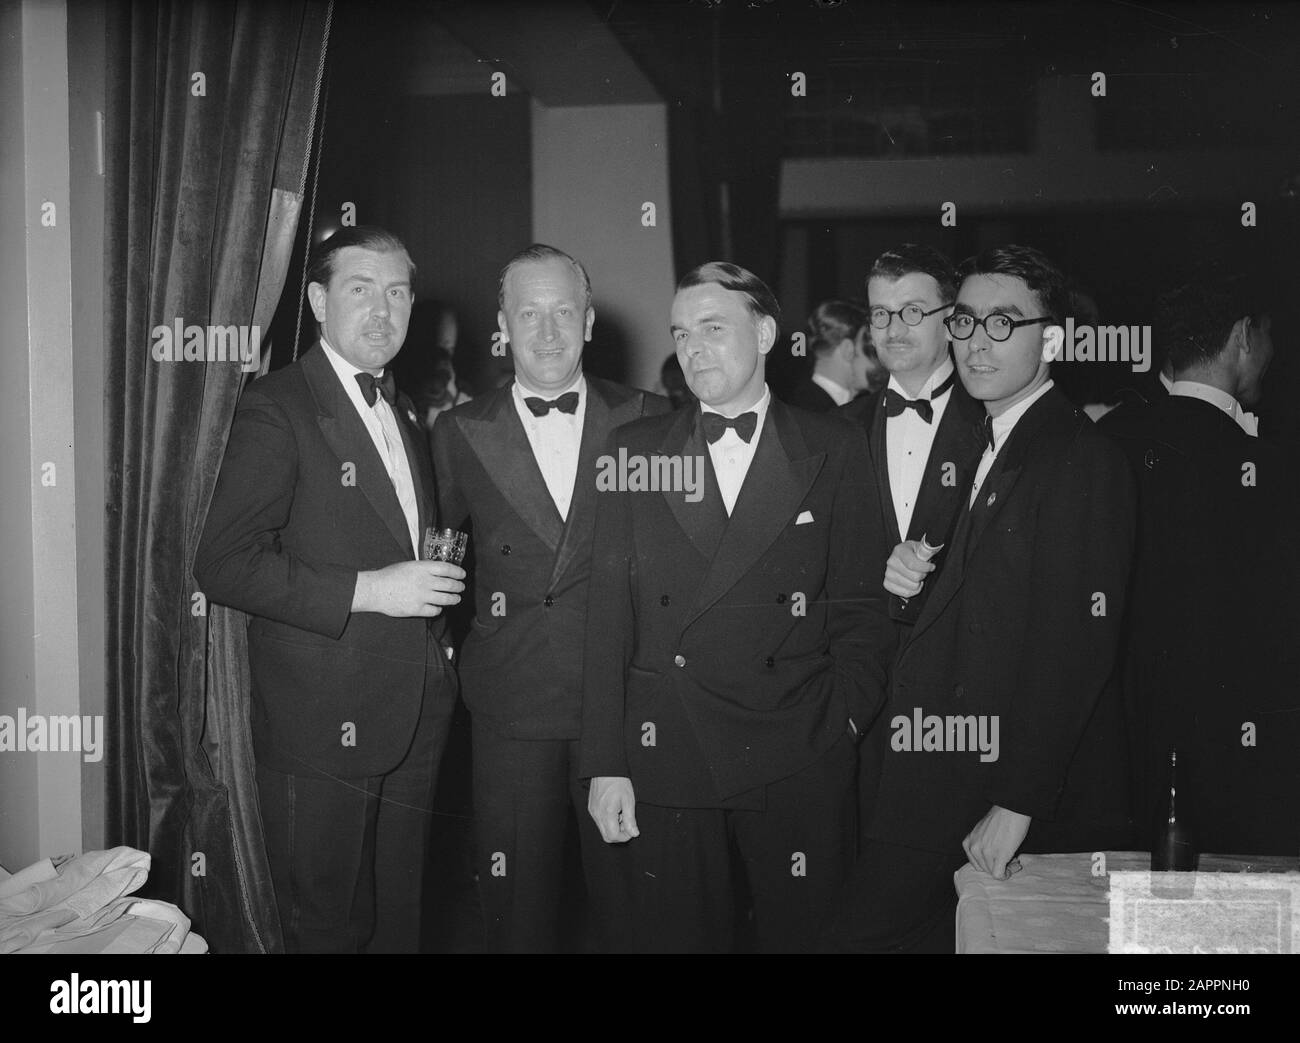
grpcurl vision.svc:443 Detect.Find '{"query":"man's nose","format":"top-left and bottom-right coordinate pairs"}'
top-left (540, 313), bottom-right (557, 340)
top-left (370, 291), bottom-right (389, 317)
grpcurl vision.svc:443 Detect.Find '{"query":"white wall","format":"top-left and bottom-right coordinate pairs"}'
top-left (531, 102), bottom-right (676, 392)
top-left (0, 0), bottom-right (86, 869)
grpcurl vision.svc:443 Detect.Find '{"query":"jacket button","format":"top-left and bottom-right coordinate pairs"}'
top-left (674, 654), bottom-right (686, 668)
top-left (775, 592), bottom-right (786, 604)
top-left (764, 655), bottom-right (775, 668)
top-left (660, 594), bottom-right (671, 606)
top-left (501, 544), bottom-right (511, 555)
top-left (968, 622), bottom-right (982, 634)
top-left (543, 595), bottom-right (554, 607)
top-left (954, 684), bottom-right (965, 698)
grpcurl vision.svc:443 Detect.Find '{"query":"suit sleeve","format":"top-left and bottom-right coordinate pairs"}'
top-left (194, 386), bottom-right (356, 638)
top-left (430, 409), bottom-right (470, 530)
top-left (828, 424), bottom-right (896, 732)
top-left (578, 430), bottom-right (636, 780)
top-left (986, 433), bottom-right (1137, 819)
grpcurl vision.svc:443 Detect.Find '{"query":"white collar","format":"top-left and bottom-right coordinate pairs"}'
top-left (701, 383), bottom-right (772, 421)
top-left (320, 336), bottom-right (380, 379)
top-left (886, 357), bottom-right (955, 401)
top-left (1170, 380), bottom-right (1257, 437)
top-left (513, 372), bottom-right (586, 408)
top-left (987, 379), bottom-right (1054, 452)
top-left (810, 372), bottom-right (853, 406)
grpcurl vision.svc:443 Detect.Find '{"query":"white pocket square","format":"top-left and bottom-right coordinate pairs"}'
top-left (796, 510), bottom-right (814, 525)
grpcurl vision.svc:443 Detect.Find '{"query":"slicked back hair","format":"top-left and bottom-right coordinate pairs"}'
top-left (869, 243), bottom-right (959, 304)
top-left (957, 244), bottom-right (1071, 323)
top-left (1156, 265), bottom-right (1269, 374)
top-left (497, 243), bottom-right (593, 312)
top-left (808, 299), bottom-right (868, 358)
top-left (306, 225), bottom-right (416, 290)
top-left (677, 261), bottom-right (782, 329)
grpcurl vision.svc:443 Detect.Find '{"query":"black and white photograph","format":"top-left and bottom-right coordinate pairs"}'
top-left (2, 0), bottom-right (1299, 1016)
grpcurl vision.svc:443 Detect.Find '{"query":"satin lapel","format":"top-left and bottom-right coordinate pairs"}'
top-left (686, 400), bottom-right (824, 628)
top-left (395, 397), bottom-right (433, 541)
top-left (905, 496), bottom-right (972, 651)
top-left (304, 347), bottom-right (413, 558)
top-left (661, 407), bottom-right (727, 563)
top-left (459, 386), bottom-right (563, 552)
top-left (870, 392), bottom-right (902, 546)
top-left (548, 382), bottom-right (639, 589)
top-left (905, 386), bottom-right (984, 544)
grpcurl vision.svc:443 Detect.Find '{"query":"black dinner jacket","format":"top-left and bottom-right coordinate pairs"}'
top-left (195, 342), bottom-right (452, 778)
top-left (430, 377), bottom-right (669, 739)
top-left (1100, 395), bottom-right (1300, 854)
top-left (867, 386), bottom-right (1137, 854)
top-left (783, 375), bottom-right (838, 413)
top-left (580, 397), bottom-right (896, 808)
top-left (840, 372), bottom-right (986, 625)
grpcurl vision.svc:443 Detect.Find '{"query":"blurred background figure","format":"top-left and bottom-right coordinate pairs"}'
top-left (410, 346), bottom-right (471, 431)
top-left (783, 299), bottom-right (881, 411)
top-left (1101, 262), bottom-right (1300, 855)
top-left (658, 352), bottom-right (695, 410)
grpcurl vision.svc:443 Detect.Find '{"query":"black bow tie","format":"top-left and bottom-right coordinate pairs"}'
top-left (355, 370), bottom-right (396, 407)
top-left (701, 410), bottom-right (758, 444)
top-left (883, 371), bottom-right (955, 424)
top-left (524, 391), bottom-right (580, 417)
top-left (983, 413), bottom-right (996, 452)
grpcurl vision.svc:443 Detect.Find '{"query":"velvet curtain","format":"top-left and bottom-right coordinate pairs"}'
top-left (105, 0), bottom-right (330, 953)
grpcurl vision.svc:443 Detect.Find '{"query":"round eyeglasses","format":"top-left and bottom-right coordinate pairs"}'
top-left (868, 303), bottom-right (950, 329)
top-left (943, 312), bottom-right (1053, 342)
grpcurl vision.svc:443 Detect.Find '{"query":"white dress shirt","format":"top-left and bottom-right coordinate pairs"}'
top-left (702, 385), bottom-right (772, 516)
top-left (969, 379), bottom-right (1055, 509)
top-left (886, 358), bottom-right (955, 539)
top-left (811, 372), bottom-right (853, 407)
top-left (320, 338), bottom-right (420, 558)
top-left (1169, 379), bottom-right (1258, 437)
top-left (511, 374), bottom-right (587, 521)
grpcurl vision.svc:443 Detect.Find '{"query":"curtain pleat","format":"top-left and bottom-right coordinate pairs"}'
top-left (105, 0), bottom-right (329, 953)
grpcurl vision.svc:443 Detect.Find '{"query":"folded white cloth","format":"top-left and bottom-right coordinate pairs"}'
top-left (0, 846), bottom-right (206, 954)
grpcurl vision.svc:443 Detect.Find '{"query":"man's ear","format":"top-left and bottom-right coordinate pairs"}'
top-left (757, 315), bottom-right (777, 356)
top-left (496, 311), bottom-right (510, 344)
top-left (584, 306), bottom-right (595, 342)
top-left (836, 336), bottom-right (857, 363)
top-left (1231, 316), bottom-right (1253, 356)
top-left (1041, 323), bottom-right (1064, 363)
top-left (307, 282), bottom-right (328, 324)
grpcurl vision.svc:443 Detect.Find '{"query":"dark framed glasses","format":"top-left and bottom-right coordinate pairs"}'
top-left (944, 312), bottom-right (1053, 342)
top-left (868, 303), bottom-right (950, 329)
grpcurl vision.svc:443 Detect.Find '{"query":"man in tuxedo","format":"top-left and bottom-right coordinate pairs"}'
top-left (783, 299), bottom-right (877, 411)
top-left (1101, 268), bottom-right (1299, 854)
top-left (430, 244), bottom-right (667, 952)
top-left (194, 226), bottom-right (465, 953)
top-left (820, 245), bottom-right (1136, 952)
top-left (844, 245), bottom-right (987, 627)
top-left (840, 245), bottom-right (986, 828)
top-left (581, 262), bottom-right (895, 952)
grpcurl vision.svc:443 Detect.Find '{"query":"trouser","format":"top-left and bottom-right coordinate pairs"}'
top-left (256, 685), bottom-right (454, 953)
top-left (622, 732), bottom-right (857, 953)
top-left (816, 837), bottom-right (967, 953)
top-left (471, 716), bottom-right (634, 952)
